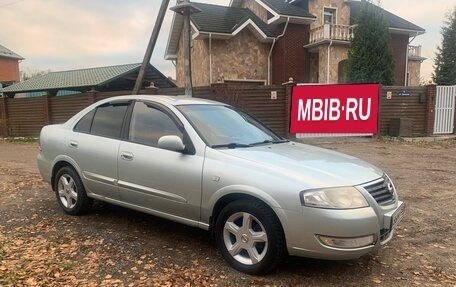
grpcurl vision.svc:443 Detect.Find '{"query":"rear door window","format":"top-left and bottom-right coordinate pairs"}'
top-left (74, 102), bottom-right (130, 139)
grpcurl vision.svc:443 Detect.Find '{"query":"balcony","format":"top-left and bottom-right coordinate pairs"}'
top-left (408, 45), bottom-right (426, 61)
top-left (308, 24), bottom-right (354, 45)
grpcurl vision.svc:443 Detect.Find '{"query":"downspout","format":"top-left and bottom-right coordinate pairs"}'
top-left (327, 40), bottom-right (333, 83)
top-left (209, 33), bottom-right (213, 84)
top-left (405, 43), bottom-right (409, 86)
top-left (268, 17), bottom-right (290, 85)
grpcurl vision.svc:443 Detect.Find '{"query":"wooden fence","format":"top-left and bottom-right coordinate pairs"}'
top-left (0, 85), bottom-right (288, 137)
top-left (379, 86), bottom-right (429, 136)
top-left (0, 84), bottom-right (438, 138)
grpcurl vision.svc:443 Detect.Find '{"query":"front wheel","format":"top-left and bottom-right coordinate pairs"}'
top-left (54, 166), bottom-right (92, 215)
top-left (215, 199), bottom-right (287, 274)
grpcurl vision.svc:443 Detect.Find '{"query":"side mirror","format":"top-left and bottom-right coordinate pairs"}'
top-left (158, 135), bottom-right (186, 152)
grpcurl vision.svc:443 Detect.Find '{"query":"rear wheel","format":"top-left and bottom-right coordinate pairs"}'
top-left (215, 199), bottom-right (286, 274)
top-left (54, 166), bottom-right (92, 215)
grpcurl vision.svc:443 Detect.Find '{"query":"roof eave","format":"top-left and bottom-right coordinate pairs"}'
top-left (165, 13), bottom-right (184, 61)
top-left (96, 64), bottom-right (141, 87)
top-left (389, 27), bottom-right (426, 36)
top-left (0, 55), bottom-right (24, 61)
top-left (272, 15), bottom-right (316, 25)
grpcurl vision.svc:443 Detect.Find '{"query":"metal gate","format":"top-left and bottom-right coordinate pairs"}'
top-left (434, 86), bottom-right (456, 134)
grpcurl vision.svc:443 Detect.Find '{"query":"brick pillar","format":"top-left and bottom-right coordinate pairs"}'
top-left (87, 88), bottom-right (98, 105)
top-left (377, 85), bottom-right (383, 138)
top-left (453, 87), bottom-right (456, 135)
top-left (283, 78), bottom-right (296, 139)
top-left (425, 85), bottom-right (436, 136)
top-left (0, 97), bottom-right (8, 137)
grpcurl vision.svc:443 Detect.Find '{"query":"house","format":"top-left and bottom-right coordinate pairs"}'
top-left (1, 63), bottom-right (176, 98)
top-left (165, 0), bottom-right (426, 87)
top-left (0, 44), bottom-right (24, 88)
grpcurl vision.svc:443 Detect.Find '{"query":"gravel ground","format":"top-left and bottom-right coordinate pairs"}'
top-left (0, 138), bottom-right (455, 287)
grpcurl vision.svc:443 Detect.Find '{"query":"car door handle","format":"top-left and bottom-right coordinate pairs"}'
top-left (69, 140), bottom-right (79, 148)
top-left (120, 152), bottom-right (134, 161)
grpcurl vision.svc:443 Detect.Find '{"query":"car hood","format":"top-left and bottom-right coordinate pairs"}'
top-left (218, 141), bottom-right (383, 188)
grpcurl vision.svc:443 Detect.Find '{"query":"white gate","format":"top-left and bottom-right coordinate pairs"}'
top-left (434, 86), bottom-right (456, 134)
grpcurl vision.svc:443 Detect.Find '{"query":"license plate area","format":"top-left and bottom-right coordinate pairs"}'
top-left (383, 201), bottom-right (405, 230)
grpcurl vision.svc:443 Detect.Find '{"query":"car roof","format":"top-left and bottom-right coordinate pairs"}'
top-left (101, 95), bottom-right (223, 106)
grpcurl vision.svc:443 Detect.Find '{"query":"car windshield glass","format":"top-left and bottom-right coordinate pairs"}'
top-left (177, 105), bottom-right (285, 148)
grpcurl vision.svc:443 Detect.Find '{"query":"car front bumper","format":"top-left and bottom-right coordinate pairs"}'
top-left (283, 201), bottom-right (405, 260)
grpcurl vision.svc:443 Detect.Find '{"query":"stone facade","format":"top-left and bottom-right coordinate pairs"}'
top-left (176, 29), bottom-right (269, 87)
top-left (407, 60), bottom-right (422, 86)
top-left (176, 33), bottom-right (211, 87)
top-left (211, 30), bottom-right (269, 84)
top-left (314, 44), bottom-right (348, 84)
top-left (241, 0), bottom-right (268, 22)
top-left (174, 0), bottom-right (424, 87)
top-left (308, 0), bottom-right (351, 28)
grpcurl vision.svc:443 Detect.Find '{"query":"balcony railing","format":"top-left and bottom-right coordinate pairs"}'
top-left (309, 24), bottom-right (354, 44)
top-left (408, 45), bottom-right (422, 58)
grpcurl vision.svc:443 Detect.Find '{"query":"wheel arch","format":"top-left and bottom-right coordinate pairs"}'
top-left (209, 192), bottom-right (287, 242)
top-left (51, 157), bottom-right (82, 191)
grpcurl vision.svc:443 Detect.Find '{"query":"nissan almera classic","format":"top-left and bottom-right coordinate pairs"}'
top-left (37, 95), bottom-right (405, 274)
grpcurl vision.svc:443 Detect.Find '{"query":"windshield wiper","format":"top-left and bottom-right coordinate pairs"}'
top-left (249, 139), bottom-right (289, 146)
top-left (211, 143), bottom-right (252, 149)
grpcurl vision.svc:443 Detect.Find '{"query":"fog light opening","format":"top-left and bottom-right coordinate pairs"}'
top-left (318, 234), bottom-right (375, 249)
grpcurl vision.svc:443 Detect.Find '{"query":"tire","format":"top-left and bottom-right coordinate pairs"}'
top-left (215, 199), bottom-right (287, 275)
top-left (54, 166), bottom-right (92, 215)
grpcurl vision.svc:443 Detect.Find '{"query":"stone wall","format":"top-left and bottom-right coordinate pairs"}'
top-left (308, 0), bottom-right (351, 29)
top-left (191, 39), bottom-right (210, 87)
top-left (175, 34), bottom-right (185, 87)
top-left (211, 29), bottom-right (269, 83)
top-left (407, 60), bottom-right (422, 86)
top-left (309, 53), bottom-right (319, 83)
top-left (241, 0), bottom-right (268, 22)
top-left (176, 33), bottom-right (211, 87)
top-left (316, 43), bottom-right (348, 83)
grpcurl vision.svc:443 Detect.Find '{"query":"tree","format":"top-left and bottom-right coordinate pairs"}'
top-left (20, 68), bottom-right (50, 81)
top-left (433, 7), bottom-right (456, 85)
top-left (347, 0), bottom-right (394, 85)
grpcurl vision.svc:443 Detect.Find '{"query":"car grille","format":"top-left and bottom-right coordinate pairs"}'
top-left (362, 175), bottom-right (395, 205)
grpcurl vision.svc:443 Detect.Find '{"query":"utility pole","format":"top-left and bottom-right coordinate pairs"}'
top-left (170, 0), bottom-right (201, 97)
top-left (132, 0), bottom-right (170, 95)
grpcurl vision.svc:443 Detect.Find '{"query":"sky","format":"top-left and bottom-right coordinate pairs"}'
top-left (1, 0), bottom-right (454, 83)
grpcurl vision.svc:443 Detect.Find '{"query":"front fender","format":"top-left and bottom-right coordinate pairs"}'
top-left (203, 184), bottom-right (289, 229)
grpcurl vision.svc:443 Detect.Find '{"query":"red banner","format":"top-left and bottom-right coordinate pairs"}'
top-left (290, 84), bottom-right (379, 134)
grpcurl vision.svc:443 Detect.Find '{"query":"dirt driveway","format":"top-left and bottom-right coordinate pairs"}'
top-left (0, 138), bottom-right (455, 287)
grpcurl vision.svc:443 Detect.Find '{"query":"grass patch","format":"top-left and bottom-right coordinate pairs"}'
top-left (1, 137), bottom-right (38, 143)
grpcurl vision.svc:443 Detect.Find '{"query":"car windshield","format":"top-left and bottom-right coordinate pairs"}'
top-left (178, 105), bottom-right (286, 148)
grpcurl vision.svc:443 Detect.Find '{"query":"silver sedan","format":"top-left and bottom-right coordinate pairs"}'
top-left (37, 95), bottom-right (404, 274)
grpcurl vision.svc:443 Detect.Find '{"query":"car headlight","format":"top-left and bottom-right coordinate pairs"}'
top-left (301, 187), bottom-right (369, 209)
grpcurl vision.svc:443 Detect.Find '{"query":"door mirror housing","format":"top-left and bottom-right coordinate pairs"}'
top-left (158, 135), bottom-right (186, 152)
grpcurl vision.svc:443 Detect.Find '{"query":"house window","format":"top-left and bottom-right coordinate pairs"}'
top-left (324, 8), bottom-right (336, 25)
